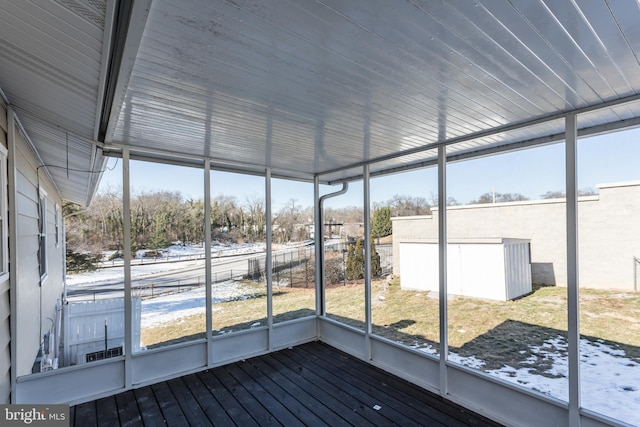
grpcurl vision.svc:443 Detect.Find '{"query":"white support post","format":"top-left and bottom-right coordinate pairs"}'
top-left (204, 159), bottom-right (213, 366)
top-left (314, 176), bottom-right (323, 319)
top-left (122, 147), bottom-right (132, 389)
top-left (438, 145), bottom-right (448, 396)
top-left (566, 113), bottom-right (581, 427)
top-left (7, 107), bottom-right (18, 402)
top-left (363, 165), bottom-right (372, 359)
top-left (265, 168), bottom-right (273, 350)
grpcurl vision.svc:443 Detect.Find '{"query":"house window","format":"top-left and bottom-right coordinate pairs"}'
top-left (39, 187), bottom-right (48, 281)
top-left (55, 203), bottom-right (60, 248)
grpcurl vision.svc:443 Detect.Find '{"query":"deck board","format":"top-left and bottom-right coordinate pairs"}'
top-left (132, 387), bottom-right (166, 426)
top-left (214, 365), bottom-right (282, 426)
top-left (270, 349), bottom-right (395, 426)
top-left (95, 396), bottom-right (119, 427)
top-left (151, 381), bottom-right (190, 426)
top-left (302, 342), bottom-right (470, 427)
top-left (196, 369), bottom-right (260, 427)
top-left (308, 342), bottom-right (492, 426)
top-left (73, 400), bottom-right (97, 427)
top-left (251, 355), bottom-right (360, 426)
top-left (166, 377), bottom-right (213, 427)
top-left (181, 373), bottom-right (235, 426)
top-left (70, 342), bottom-right (503, 426)
top-left (115, 390), bottom-right (142, 427)
top-left (231, 361), bottom-right (321, 426)
top-left (281, 345), bottom-right (428, 427)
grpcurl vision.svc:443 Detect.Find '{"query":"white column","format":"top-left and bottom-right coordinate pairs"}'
top-left (314, 176), bottom-right (323, 318)
top-left (122, 147), bottom-right (132, 388)
top-left (566, 113), bottom-right (581, 427)
top-left (204, 159), bottom-right (213, 366)
top-left (438, 145), bottom-right (448, 396)
top-left (265, 169), bottom-right (273, 350)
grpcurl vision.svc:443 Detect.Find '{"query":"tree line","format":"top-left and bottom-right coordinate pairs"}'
top-left (66, 190), bottom-right (304, 255)
top-left (65, 187), bottom-right (597, 257)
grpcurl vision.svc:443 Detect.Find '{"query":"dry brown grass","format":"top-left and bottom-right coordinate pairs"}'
top-left (140, 277), bottom-right (640, 369)
top-left (370, 279), bottom-right (640, 369)
top-left (140, 281), bottom-right (316, 348)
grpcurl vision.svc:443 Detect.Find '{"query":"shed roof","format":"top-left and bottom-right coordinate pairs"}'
top-left (2, 0), bottom-right (640, 205)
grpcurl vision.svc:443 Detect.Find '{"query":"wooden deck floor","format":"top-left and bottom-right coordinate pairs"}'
top-left (71, 341), bottom-right (503, 426)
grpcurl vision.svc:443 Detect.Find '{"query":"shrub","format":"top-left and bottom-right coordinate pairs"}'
top-left (66, 249), bottom-right (101, 273)
top-left (345, 238), bottom-right (382, 280)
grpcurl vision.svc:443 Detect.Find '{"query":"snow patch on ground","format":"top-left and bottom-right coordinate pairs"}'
top-left (140, 281), bottom-right (254, 328)
top-left (413, 337), bottom-right (639, 425)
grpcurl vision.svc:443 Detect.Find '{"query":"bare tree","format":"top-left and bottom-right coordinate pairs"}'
top-left (389, 194), bottom-right (432, 216)
top-left (274, 199), bottom-right (303, 243)
top-left (471, 192), bottom-right (529, 204)
top-left (244, 194), bottom-right (266, 241)
top-left (540, 188), bottom-right (599, 199)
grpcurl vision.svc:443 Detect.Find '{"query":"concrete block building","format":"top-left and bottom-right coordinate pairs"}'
top-left (393, 181), bottom-right (640, 292)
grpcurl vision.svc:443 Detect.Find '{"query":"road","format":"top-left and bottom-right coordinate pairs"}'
top-left (66, 243), bottom-right (392, 301)
top-left (66, 246), bottom-right (312, 301)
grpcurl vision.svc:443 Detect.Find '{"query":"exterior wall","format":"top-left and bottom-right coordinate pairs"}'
top-left (393, 183), bottom-right (640, 290)
top-left (13, 124), bottom-right (65, 377)
top-left (0, 103), bottom-right (10, 404)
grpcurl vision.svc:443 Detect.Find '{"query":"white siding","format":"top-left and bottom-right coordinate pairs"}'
top-left (0, 103), bottom-right (6, 136)
top-left (0, 102), bottom-right (9, 404)
top-left (504, 239), bottom-right (533, 300)
top-left (0, 287), bottom-right (9, 404)
top-left (399, 242), bottom-right (439, 292)
top-left (14, 126), bottom-right (65, 377)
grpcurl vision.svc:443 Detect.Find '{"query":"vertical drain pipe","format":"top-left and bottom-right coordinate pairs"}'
top-left (634, 256), bottom-right (638, 292)
top-left (317, 182), bottom-right (349, 317)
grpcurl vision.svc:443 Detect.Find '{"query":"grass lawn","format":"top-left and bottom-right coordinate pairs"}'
top-left (140, 277), bottom-right (640, 371)
top-left (141, 282), bottom-right (316, 347)
top-left (371, 278), bottom-right (640, 369)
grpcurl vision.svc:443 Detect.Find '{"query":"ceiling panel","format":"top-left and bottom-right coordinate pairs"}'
top-left (0, 0), bottom-right (106, 205)
top-left (106, 0), bottom-right (640, 184)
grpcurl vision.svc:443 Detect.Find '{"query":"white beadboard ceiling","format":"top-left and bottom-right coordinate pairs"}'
top-left (2, 0), bottom-right (640, 204)
top-left (0, 0), bottom-right (107, 205)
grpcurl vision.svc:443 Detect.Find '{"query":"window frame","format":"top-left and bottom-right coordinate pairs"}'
top-left (38, 186), bottom-right (48, 282)
top-left (55, 203), bottom-right (60, 248)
